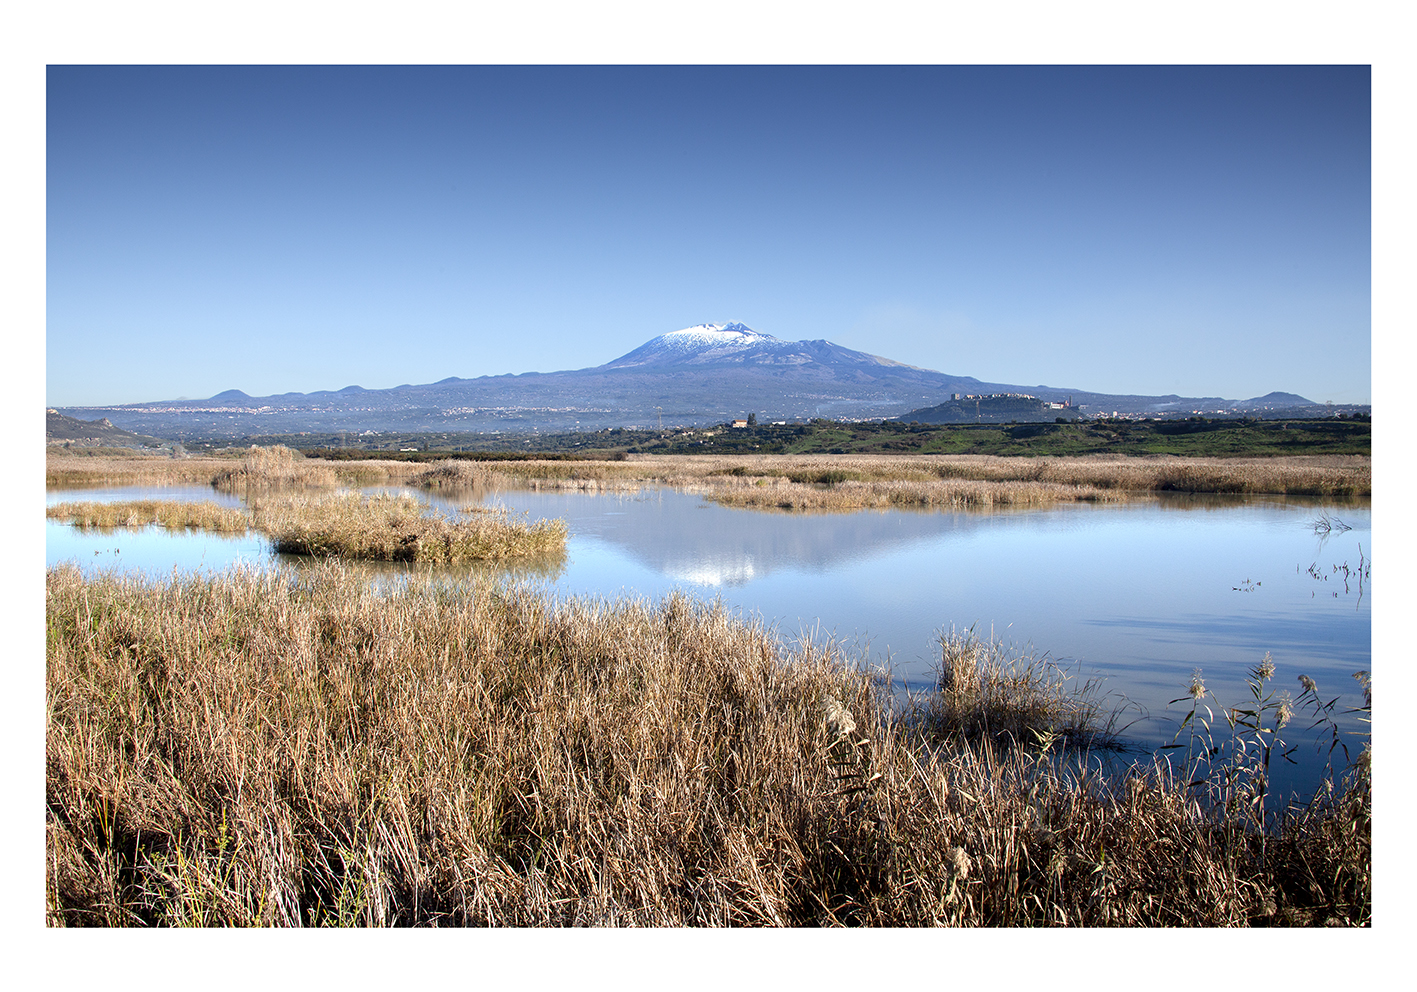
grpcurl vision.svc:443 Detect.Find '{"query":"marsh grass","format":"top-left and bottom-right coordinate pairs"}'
top-left (920, 629), bottom-right (1128, 752)
top-left (211, 445), bottom-right (340, 491)
top-left (46, 566), bottom-right (1370, 926)
top-left (255, 493), bottom-right (567, 564)
top-left (706, 476), bottom-right (1122, 511)
top-left (46, 500), bottom-right (250, 533)
top-left (46, 450), bottom-right (239, 489)
top-left (47, 449), bottom-right (1370, 505)
top-left (409, 460), bottom-right (494, 490)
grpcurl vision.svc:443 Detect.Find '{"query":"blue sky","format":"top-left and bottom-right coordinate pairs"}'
top-left (46, 65), bottom-right (1371, 407)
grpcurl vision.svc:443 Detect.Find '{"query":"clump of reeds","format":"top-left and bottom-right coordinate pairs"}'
top-left (707, 476), bottom-right (1123, 511)
top-left (211, 445), bottom-right (340, 491)
top-left (255, 493), bottom-right (567, 563)
top-left (409, 460), bottom-right (493, 490)
top-left (46, 500), bottom-right (250, 533)
top-left (46, 566), bottom-right (1370, 926)
top-left (919, 628), bottom-right (1122, 751)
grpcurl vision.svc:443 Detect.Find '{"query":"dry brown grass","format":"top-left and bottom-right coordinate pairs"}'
top-left (46, 565), bottom-right (1370, 926)
top-left (925, 453), bottom-right (1370, 499)
top-left (921, 628), bottom-right (1124, 750)
top-left (46, 450), bottom-right (239, 489)
top-left (472, 453), bottom-right (1370, 507)
top-left (409, 460), bottom-right (495, 490)
top-left (47, 449), bottom-right (1371, 506)
top-left (47, 489), bottom-right (567, 565)
top-left (705, 476), bottom-right (1124, 510)
top-left (254, 493), bottom-right (567, 564)
top-left (46, 500), bottom-right (251, 533)
top-left (211, 445), bottom-right (341, 491)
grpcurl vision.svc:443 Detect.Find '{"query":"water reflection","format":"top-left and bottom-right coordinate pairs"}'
top-left (45, 482), bottom-right (1371, 801)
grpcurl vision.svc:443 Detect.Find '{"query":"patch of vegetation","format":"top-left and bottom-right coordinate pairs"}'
top-left (257, 493), bottom-right (567, 564)
top-left (919, 629), bottom-right (1128, 751)
top-left (213, 416), bottom-right (1370, 461)
top-left (46, 500), bottom-right (250, 533)
top-left (47, 566), bottom-right (1369, 927)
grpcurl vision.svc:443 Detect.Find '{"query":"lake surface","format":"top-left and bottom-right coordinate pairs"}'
top-left (47, 483), bottom-right (1371, 802)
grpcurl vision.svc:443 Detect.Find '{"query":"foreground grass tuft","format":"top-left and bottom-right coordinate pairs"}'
top-left (46, 566), bottom-right (1369, 926)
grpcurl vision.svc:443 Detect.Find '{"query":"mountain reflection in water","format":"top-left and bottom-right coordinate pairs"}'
top-left (47, 484), bottom-right (1370, 802)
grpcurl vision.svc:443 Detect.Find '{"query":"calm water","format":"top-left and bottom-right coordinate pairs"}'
top-left (47, 484), bottom-right (1372, 801)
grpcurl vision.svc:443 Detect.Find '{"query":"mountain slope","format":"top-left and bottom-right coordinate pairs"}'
top-left (50, 322), bottom-right (1333, 440)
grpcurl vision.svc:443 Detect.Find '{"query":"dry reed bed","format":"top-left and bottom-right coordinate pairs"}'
top-left (46, 565), bottom-right (1369, 926)
top-left (47, 452), bottom-right (240, 489)
top-left (398, 453), bottom-right (1372, 507)
top-left (47, 500), bottom-right (250, 533)
top-left (925, 629), bottom-right (1124, 749)
top-left (254, 493), bottom-right (567, 564)
top-left (47, 492), bottom-right (567, 565)
top-left (47, 448), bottom-right (1371, 503)
top-left (705, 476), bottom-right (1124, 510)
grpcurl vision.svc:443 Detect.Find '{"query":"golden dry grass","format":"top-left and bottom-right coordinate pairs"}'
top-left (46, 490), bottom-right (567, 565)
top-left (439, 452), bottom-right (1371, 507)
top-left (255, 493), bottom-right (567, 564)
top-left (46, 565), bottom-right (1370, 926)
top-left (46, 450), bottom-right (240, 489)
top-left (210, 445), bottom-right (341, 490)
top-left (46, 500), bottom-right (251, 533)
top-left (922, 628), bottom-right (1122, 749)
top-left (47, 448), bottom-right (1371, 506)
top-left (705, 476), bottom-right (1125, 510)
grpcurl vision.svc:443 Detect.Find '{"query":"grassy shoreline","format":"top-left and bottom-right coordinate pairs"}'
top-left (47, 447), bottom-right (1371, 506)
top-left (46, 565), bottom-right (1370, 926)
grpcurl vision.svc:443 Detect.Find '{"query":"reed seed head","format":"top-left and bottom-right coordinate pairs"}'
top-left (1188, 669), bottom-right (1207, 699)
top-left (1256, 653), bottom-right (1276, 681)
top-left (823, 694), bottom-right (857, 739)
top-left (1298, 674), bottom-right (1317, 694)
top-left (949, 846), bottom-right (972, 881)
top-left (1276, 692), bottom-right (1293, 730)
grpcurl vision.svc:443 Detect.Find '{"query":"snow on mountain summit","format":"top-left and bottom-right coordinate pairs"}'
top-left (658, 322), bottom-right (780, 351)
top-left (603, 322), bottom-right (788, 368)
top-left (601, 320), bottom-right (919, 375)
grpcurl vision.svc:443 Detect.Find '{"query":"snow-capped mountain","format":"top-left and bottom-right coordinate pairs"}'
top-left (53, 321), bottom-right (1316, 440)
top-left (603, 321), bottom-right (922, 373)
top-left (603, 322), bottom-right (783, 367)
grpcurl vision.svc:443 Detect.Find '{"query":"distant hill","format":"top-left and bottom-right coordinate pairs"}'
top-left (46, 409), bottom-right (170, 447)
top-left (1233, 392), bottom-right (1318, 410)
top-left (50, 322), bottom-right (1353, 441)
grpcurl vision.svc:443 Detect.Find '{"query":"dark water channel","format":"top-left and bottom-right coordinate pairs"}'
top-left (47, 484), bottom-right (1372, 804)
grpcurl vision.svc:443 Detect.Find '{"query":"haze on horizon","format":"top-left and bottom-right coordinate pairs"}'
top-left (46, 65), bottom-right (1371, 409)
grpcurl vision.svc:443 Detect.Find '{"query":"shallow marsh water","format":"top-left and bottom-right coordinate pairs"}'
top-left (46, 482), bottom-right (1371, 802)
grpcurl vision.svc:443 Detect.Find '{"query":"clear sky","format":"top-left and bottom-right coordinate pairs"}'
top-left (46, 65), bottom-right (1371, 407)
